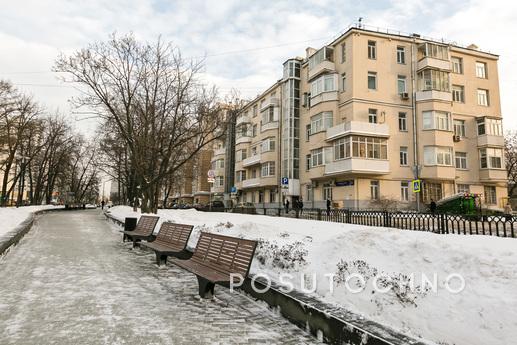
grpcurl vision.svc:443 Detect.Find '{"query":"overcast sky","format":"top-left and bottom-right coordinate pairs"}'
top-left (1, 0), bottom-right (516, 134)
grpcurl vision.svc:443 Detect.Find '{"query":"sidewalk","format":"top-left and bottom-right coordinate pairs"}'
top-left (0, 210), bottom-right (317, 345)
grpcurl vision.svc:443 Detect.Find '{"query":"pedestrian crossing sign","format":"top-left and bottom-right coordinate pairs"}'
top-left (412, 179), bottom-right (421, 193)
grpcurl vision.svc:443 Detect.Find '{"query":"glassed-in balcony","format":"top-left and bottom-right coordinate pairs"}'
top-left (236, 115), bottom-right (251, 126)
top-left (260, 97), bottom-right (280, 111)
top-left (326, 121), bottom-right (389, 141)
top-left (212, 147), bottom-right (226, 157)
top-left (477, 134), bottom-right (504, 147)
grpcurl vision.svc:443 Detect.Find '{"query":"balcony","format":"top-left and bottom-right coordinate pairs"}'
top-left (260, 97), bottom-right (280, 111)
top-left (478, 134), bottom-right (504, 147)
top-left (212, 147), bottom-right (226, 157)
top-left (236, 135), bottom-right (252, 145)
top-left (261, 121), bottom-right (279, 132)
top-left (242, 178), bottom-right (260, 188)
top-left (420, 166), bottom-right (456, 180)
top-left (310, 91), bottom-right (338, 107)
top-left (326, 121), bottom-right (390, 141)
top-left (236, 115), bottom-right (251, 126)
top-left (416, 90), bottom-right (452, 102)
top-left (324, 158), bottom-right (389, 175)
top-left (242, 154), bottom-right (261, 167)
top-left (479, 169), bottom-right (507, 181)
top-left (308, 60), bottom-right (336, 81)
top-left (417, 57), bottom-right (451, 72)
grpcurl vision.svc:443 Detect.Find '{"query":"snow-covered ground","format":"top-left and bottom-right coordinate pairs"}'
top-left (108, 206), bottom-right (517, 345)
top-left (0, 205), bottom-right (61, 237)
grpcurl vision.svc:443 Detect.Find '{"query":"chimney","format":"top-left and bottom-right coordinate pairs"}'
top-left (306, 47), bottom-right (317, 58)
top-left (467, 43), bottom-right (479, 50)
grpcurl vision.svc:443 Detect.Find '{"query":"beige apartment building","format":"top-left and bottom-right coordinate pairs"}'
top-left (232, 24), bottom-right (507, 210)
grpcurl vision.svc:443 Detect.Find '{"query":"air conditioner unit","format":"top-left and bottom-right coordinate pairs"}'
top-left (400, 92), bottom-right (409, 100)
top-left (453, 135), bottom-right (461, 142)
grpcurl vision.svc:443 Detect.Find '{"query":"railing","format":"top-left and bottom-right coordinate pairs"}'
top-left (219, 207), bottom-right (516, 238)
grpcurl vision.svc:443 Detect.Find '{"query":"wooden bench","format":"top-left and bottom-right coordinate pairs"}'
top-left (140, 222), bottom-right (194, 265)
top-left (170, 232), bottom-right (257, 299)
top-left (122, 215), bottom-right (159, 248)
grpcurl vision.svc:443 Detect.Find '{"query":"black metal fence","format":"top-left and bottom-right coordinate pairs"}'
top-left (225, 207), bottom-right (516, 238)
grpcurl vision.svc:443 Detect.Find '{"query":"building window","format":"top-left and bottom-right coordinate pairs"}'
top-left (308, 46), bottom-right (333, 70)
top-left (423, 182), bottom-right (442, 203)
top-left (261, 137), bottom-right (275, 152)
top-left (484, 186), bottom-right (497, 205)
top-left (269, 189), bottom-right (277, 203)
top-left (400, 146), bottom-right (408, 166)
top-left (333, 136), bottom-right (388, 160)
top-left (417, 69), bottom-right (450, 92)
top-left (236, 170), bottom-right (247, 182)
top-left (311, 148), bottom-right (324, 167)
top-left (418, 42), bottom-right (448, 60)
top-left (397, 75), bottom-right (407, 94)
top-left (251, 145), bottom-right (258, 156)
top-left (311, 74), bottom-right (336, 97)
top-left (215, 176), bottom-right (224, 187)
top-left (452, 85), bottom-right (465, 103)
top-left (457, 184), bottom-right (470, 194)
top-left (479, 148), bottom-right (503, 169)
top-left (455, 152), bottom-right (467, 169)
top-left (341, 73), bottom-right (346, 92)
top-left (368, 72), bottom-right (377, 90)
top-left (368, 109), bottom-right (378, 124)
top-left (323, 183), bottom-right (333, 201)
top-left (341, 43), bottom-right (346, 63)
top-left (477, 89), bottom-right (489, 106)
top-left (370, 180), bottom-right (380, 200)
top-left (252, 124), bottom-right (258, 137)
top-left (252, 105), bottom-right (258, 117)
top-left (453, 119), bottom-right (466, 137)
top-left (306, 154), bottom-right (311, 170)
top-left (306, 124), bottom-right (311, 141)
top-left (261, 162), bottom-right (275, 177)
top-left (476, 62), bottom-right (487, 78)
top-left (424, 146), bottom-right (453, 166)
top-left (368, 40), bottom-right (376, 59)
top-left (477, 118), bottom-right (502, 136)
top-left (251, 168), bottom-right (257, 179)
top-left (398, 112), bottom-right (407, 131)
top-left (397, 46), bottom-right (405, 64)
top-left (401, 181), bottom-right (409, 201)
top-left (423, 111), bottom-right (451, 131)
top-left (215, 159), bottom-right (224, 169)
top-left (310, 112), bottom-right (333, 134)
top-left (261, 106), bottom-right (275, 124)
top-left (451, 57), bottom-right (463, 74)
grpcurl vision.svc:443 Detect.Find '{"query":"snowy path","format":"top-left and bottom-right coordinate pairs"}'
top-left (0, 210), bottom-right (317, 345)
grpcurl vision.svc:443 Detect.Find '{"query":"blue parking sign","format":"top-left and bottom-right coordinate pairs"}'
top-left (281, 177), bottom-right (289, 185)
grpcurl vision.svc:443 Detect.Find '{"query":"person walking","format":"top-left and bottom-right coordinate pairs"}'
top-left (299, 198), bottom-right (304, 214)
top-left (101, 200), bottom-right (105, 210)
top-left (430, 199), bottom-right (437, 214)
top-left (285, 199), bottom-right (290, 214)
top-left (326, 198), bottom-right (331, 216)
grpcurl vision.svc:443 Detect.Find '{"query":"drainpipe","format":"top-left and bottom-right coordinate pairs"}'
top-left (411, 40), bottom-right (420, 212)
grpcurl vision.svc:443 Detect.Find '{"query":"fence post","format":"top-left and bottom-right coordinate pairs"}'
top-left (277, 208), bottom-right (281, 217)
top-left (317, 209), bottom-right (322, 221)
top-left (263, 208), bottom-right (266, 215)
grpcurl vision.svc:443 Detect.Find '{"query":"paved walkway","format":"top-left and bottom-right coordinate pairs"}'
top-left (0, 210), bottom-right (318, 345)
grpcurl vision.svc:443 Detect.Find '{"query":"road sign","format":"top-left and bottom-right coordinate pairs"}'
top-left (207, 177), bottom-right (215, 183)
top-left (412, 179), bottom-right (421, 193)
top-left (207, 170), bottom-right (215, 178)
top-left (231, 186), bottom-right (237, 193)
top-left (281, 177), bottom-right (289, 185)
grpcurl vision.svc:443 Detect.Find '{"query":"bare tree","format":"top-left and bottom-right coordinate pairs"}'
top-left (505, 131), bottom-right (517, 198)
top-left (55, 34), bottom-right (226, 213)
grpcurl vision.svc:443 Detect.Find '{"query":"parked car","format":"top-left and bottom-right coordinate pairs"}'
top-left (178, 203), bottom-right (193, 209)
top-left (195, 200), bottom-right (225, 212)
top-left (231, 202), bottom-right (256, 214)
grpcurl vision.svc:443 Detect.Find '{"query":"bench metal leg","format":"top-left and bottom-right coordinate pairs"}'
top-left (132, 239), bottom-right (141, 248)
top-left (196, 276), bottom-right (215, 299)
top-left (155, 253), bottom-right (167, 266)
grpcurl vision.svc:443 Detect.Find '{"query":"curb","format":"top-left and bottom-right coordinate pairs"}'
top-left (104, 212), bottom-right (431, 345)
top-left (0, 207), bottom-right (88, 257)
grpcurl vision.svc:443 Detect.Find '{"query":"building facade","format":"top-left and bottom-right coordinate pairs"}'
top-left (232, 25), bottom-right (507, 210)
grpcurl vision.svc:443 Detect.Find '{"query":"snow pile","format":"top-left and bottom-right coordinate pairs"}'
top-left (0, 205), bottom-right (61, 237)
top-left (108, 206), bottom-right (517, 345)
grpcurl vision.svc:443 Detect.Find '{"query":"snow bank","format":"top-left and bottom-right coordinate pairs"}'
top-left (0, 205), bottom-right (61, 237)
top-left (108, 206), bottom-right (517, 345)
